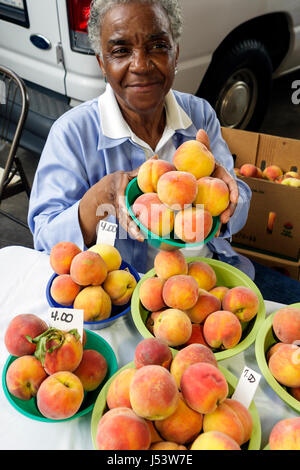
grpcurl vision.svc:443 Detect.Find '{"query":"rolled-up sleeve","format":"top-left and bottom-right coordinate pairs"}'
top-left (28, 119), bottom-right (99, 254)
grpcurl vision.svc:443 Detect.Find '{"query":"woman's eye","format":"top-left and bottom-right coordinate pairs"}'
top-left (112, 48), bottom-right (129, 56)
top-left (152, 43), bottom-right (169, 50)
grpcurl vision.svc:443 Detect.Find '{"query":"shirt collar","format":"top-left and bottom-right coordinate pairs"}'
top-left (97, 83), bottom-right (194, 150)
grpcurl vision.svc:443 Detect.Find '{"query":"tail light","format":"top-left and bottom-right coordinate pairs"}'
top-left (67, 0), bottom-right (93, 54)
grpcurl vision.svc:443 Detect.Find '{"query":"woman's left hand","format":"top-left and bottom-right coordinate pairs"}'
top-left (196, 129), bottom-right (239, 234)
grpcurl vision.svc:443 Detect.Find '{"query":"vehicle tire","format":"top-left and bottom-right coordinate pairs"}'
top-left (197, 39), bottom-right (273, 131)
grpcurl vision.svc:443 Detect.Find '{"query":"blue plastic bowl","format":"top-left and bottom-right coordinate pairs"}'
top-left (46, 260), bottom-right (140, 330)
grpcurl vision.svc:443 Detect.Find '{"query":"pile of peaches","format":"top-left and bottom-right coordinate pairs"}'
top-left (132, 138), bottom-right (230, 243)
top-left (4, 314), bottom-right (107, 420)
top-left (95, 337), bottom-right (253, 450)
top-left (49, 241), bottom-right (137, 322)
top-left (236, 163), bottom-right (300, 187)
top-left (140, 250), bottom-right (259, 351)
top-left (266, 306), bottom-right (300, 400)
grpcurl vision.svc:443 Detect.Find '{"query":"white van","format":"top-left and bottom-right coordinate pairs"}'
top-left (1, 0), bottom-right (300, 154)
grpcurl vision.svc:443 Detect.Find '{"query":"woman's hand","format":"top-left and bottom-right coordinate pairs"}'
top-left (79, 167), bottom-right (145, 247)
top-left (196, 129), bottom-right (239, 233)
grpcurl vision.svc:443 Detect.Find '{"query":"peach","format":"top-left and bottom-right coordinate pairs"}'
top-left (132, 192), bottom-right (174, 237)
top-left (262, 165), bottom-right (283, 181)
top-left (188, 260), bottom-right (217, 291)
top-left (134, 338), bottom-right (172, 369)
top-left (173, 140), bottom-right (215, 179)
top-left (284, 171), bottom-right (300, 180)
top-left (137, 158), bottom-right (175, 193)
top-left (222, 286), bottom-right (259, 322)
top-left (183, 323), bottom-right (210, 348)
top-left (174, 207), bottom-right (213, 243)
top-left (239, 164), bottom-right (258, 178)
top-left (73, 285), bottom-right (112, 322)
top-left (272, 307), bottom-right (300, 344)
top-left (156, 170), bottom-right (198, 210)
top-left (256, 167), bottom-right (263, 178)
top-left (194, 176), bottom-right (230, 216)
top-left (103, 269), bottom-right (137, 306)
top-left (146, 310), bottom-right (164, 334)
top-left (154, 249), bottom-right (188, 280)
top-left (268, 343), bottom-right (300, 387)
top-left (266, 342), bottom-right (285, 362)
top-left (203, 310), bottom-right (242, 349)
top-left (150, 441), bottom-right (187, 450)
top-left (190, 431), bottom-right (241, 450)
top-left (50, 274), bottom-right (81, 306)
top-left (107, 368), bottom-right (136, 409)
top-left (290, 386), bottom-right (300, 401)
top-left (162, 274), bottom-right (199, 310)
top-left (6, 355), bottom-right (48, 400)
top-left (155, 393), bottom-right (203, 444)
top-left (203, 398), bottom-right (253, 446)
top-left (50, 241), bottom-right (81, 275)
top-left (153, 308), bottom-right (192, 347)
top-left (129, 365), bottom-right (179, 420)
top-left (281, 177), bottom-right (300, 187)
top-left (139, 277), bottom-right (166, 312)
top-left (33, 328), bottom-right (83, 375)
top-left (186, 288), bottom-right (221, 323)
top-left (96, 408), bottom-right (151, 450)
top-left (209, 286), bottom-right (229, 303)
top-left (37, 371), bottom-right (84, 420)
top-left (180, 362), bottom-right (228, 414)
top-left (4, 313), bottom-right (48, 357)
top-left (73, 349), bottom-right (107, 391)
top-left (170, 343), bottom-right (218, 389)
top-left (70, 250), bottom-right (107, 286)
top-left (88, 243), bottom-right (122, 272)
top-left (269, 417), bottom-right (300, 450)
top-left (145, 420), bottom-right (162, 443)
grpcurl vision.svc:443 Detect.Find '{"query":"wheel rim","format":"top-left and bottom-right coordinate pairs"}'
top-left (216, 68), bottom-right (258, 128)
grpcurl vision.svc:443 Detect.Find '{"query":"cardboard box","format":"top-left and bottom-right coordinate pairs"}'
top-left (221, 127), bottom-right (300, 260)
top-left (233, 245), bottom-right (300, 281)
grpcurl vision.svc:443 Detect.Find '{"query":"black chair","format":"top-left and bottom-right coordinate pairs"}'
top-left (0, 65), bottom-right (31, 228)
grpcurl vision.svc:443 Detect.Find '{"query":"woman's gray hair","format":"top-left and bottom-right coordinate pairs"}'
top-left (88, 0), bottom-right (183, 57)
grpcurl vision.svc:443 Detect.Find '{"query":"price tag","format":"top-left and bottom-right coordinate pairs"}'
top-left (96, 219), bottom-right (117, 246)
top-left (231, 366), bottom-right (261, 409)
top-left (0, 80), bottom-right (6, 104)
top-left (47, 307), bottom-right (84, 341)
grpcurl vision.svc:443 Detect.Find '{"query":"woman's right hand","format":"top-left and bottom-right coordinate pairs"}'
top-left (79, 167), bottom-right (144, 247)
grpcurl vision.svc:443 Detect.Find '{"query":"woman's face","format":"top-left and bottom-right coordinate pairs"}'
top-left (98, 2), bottom-right (179, 116)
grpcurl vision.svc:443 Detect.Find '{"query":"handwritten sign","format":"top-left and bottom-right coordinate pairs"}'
top-left (96, 220), bottom-right (117, 246)
top-left (47, 307), bottom-right (84, 341)
top-left (231, 366), bottom-right (261, 409)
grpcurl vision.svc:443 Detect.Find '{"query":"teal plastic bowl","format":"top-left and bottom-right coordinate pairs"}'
top-left (2, 329), bottom-right (118, 422)
top-left (125, 178), bottom-right (220, 250)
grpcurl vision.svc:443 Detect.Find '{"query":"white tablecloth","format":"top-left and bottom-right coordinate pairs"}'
top-left (0, 246), bottom-right (297, 450)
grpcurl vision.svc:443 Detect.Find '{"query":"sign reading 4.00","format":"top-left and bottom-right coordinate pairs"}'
top-left (47, 307), bottom-right (84, 341)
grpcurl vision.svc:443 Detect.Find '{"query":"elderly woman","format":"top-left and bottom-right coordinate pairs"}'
top-left (28, 0), bottom-right (252, 275)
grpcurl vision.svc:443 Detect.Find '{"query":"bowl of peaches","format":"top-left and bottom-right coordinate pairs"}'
top-left (125, 139), bottom-right (227, 250)
top-left (131, 250), bottom-right (265, 361)
top-left (255, 303), bottom-right (300, 413)
top-left (46, 241), bottom-right (140, 330)
top-left (91, 337), bottom-right (261, 450)
top-left (2, 313), bottom-right (118, 422)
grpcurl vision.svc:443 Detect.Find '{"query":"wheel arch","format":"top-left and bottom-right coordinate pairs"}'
top-left (198, 11), bottom-right (291, 97)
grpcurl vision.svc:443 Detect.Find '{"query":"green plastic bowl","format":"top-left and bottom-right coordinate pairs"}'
top-left (131, 257), bottom-right (266, 361)
top-left (91, 361), bottom-right (261, 450)
top-left (2, 329), bottom-right (118, 422)
top-left (255, 302), bottom-right (300, 414)
top-left (125, 178), bottom-right (220, 250)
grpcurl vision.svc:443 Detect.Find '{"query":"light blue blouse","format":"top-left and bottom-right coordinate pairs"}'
top-left (28, 89), bottom-right (252, 274)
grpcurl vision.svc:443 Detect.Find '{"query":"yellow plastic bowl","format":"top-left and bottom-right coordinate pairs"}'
top-left (91, 361), bottom-right (262, 450)
top-left (131, 257), bottom-right (265, 361)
